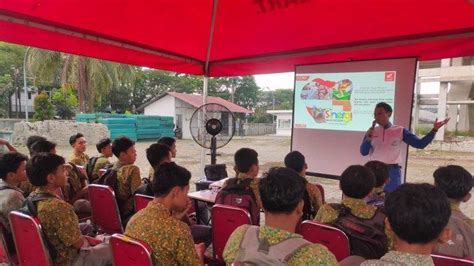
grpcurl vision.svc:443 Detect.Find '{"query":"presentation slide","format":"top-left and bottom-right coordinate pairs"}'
top-left (292, 58), bottom-right (417, 179)
top-left (294, 71), bottom-right (396, 132)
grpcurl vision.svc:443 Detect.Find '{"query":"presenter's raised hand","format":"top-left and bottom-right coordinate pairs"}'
top-left (433, 118), bottom-right (450, 131)
top-left (366, 128), bottom-right (374, 140)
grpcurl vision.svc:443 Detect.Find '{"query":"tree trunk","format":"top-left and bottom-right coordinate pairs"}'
top-left (60, 56), bottom-right (72, 94)
top-left (78, 57), bottom-right (87, 113)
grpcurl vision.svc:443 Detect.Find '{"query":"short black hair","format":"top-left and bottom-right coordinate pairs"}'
top-left (146, 143), bottom-right (170, 167)
top-left (259, 167), bottom-right (306, 214)
top-left (26, 135), bottom-right (46, 155)
top-left (0, 152), bottom-right (28, 180)
top-left (30, 140), bottom-right (56, 155)
top-left (26, 153), bottom-right (65, 187)
top-left (433, 165), bottom-right (473, 200)
top-left (364, 161), bottom-right (389, 188)
top-left (234, 148), bottom-right (258, 173)
top-left (112, 137), bottom-right (135, 158)
top-left (69, 133), bottom-right (84, 146)
top-left (153, 162), bottom-right (191, 197)
top-left (284, 151), bottom-right (306, 173)
top-left (157, 137), bottom-right (176, 147)
top-left (375, 102), bottom-right (392, 113)
top-left (96, 138), bottom-right (112, 153)
top-left (385, 183), bottom-right (451, 244)
top-left (340, 165), bottom-right (375, 199)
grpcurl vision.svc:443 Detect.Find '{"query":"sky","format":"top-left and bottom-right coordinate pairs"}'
top-left (254, 72), bottom-right (440, 94)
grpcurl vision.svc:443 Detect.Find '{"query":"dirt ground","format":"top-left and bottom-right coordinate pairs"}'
top-left (19, 135), bottom-right (473, 219)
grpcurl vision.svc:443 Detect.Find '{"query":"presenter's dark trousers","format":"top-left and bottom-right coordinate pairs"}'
top-left (384, 165), bottom-right (401, 193)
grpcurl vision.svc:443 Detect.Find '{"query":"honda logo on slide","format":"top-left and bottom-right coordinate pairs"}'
top-left (384, 71), bottom-right (396, 81)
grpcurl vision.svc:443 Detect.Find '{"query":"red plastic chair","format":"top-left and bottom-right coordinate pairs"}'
top-left (314, 183), bottom-right (325, 204)
top-left (88, 184), bottom-right (123, 234)
top-left (211, 204), bottom-right (251, 261)
top-left (431, 253), bottom-right (474, 266)
top-left (300, 220), bottom-right (350, 262)
top-left (110, 234), bottom-right (153, 266)
top-left (9, 211), bottom-right (52, 266)
top-left (134, 194), bottom-right (154, 212)
top-left (0, 223), bottom-right (17, 265)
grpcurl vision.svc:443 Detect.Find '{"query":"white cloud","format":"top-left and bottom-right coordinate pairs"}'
top-left (254, 72), bottom-right (294, 90)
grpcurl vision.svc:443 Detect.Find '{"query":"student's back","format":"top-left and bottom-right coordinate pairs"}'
top-left (111, 137), bottom-right (141, 220)
top-left (315, 165), bottom-right (388, 259)
top-left (224, 167), bottom-right (337, 265)
top-left (36, 193), bottom-right (82, 265)
top-left (216, 175), bottom-right (261, 225)
top-left (432, 165), bottom-right (474, 258)
top-left (434, 208), bottom-right (474, 258)
top-left (224, 224), bottom-right (337, 265)
top-left (114, 161), bottom-right (141, 218)
top-left (125, 162), bottom-right (202, 265)
top-left (126, 202), bottom-right (200, 265)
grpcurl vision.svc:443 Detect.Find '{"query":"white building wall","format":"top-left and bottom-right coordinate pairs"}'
top-left (175, 99), bottom-right (196, 139)
top-left (143, 95), bottom-right (176, 118)
top-left (275, 113), bottom-right (293, 136)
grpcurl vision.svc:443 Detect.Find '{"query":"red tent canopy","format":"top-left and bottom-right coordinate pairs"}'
top-left (1, 0), bottom-right (473, 76)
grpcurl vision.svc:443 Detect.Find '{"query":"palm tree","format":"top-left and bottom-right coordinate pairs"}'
top-left (26, 48), bottom-right (134, 112)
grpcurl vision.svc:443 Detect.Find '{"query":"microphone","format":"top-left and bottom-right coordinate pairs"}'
top-left (371, 120), bottom-right (376, 129)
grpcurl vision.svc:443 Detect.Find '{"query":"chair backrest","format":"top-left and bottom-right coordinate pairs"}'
top-left (314, 183), bottom-right (325, 204)
top-left (110, 234), bottom-right (153, 266)
top-left (431, 253), bottom-right (474, 266)
top-left (134, 194), bottom-right (154, 212)
top-left (211, 204), bottom-right (252, 260)
top-left (8, 211), bottom-right (52, 266)
top-left (300, 220), bottom-right (350, 262)
top-left (88, 184), bottom-right (124, 234)
top-left (0, 223), bottom-right (15, 265)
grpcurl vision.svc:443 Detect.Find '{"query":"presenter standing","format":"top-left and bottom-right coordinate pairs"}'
top-left (360, 102), bottom-right (449, 192)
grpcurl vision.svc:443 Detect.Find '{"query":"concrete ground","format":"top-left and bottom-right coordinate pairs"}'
top-left (19, 135), bottom-right (473, 219)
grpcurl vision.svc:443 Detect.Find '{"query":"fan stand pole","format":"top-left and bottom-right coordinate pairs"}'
top-left (210, 136), bottom-right (217, 165)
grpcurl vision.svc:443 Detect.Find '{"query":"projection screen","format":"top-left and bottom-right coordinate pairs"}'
top-left (292, 58), bottom-right (417, 181)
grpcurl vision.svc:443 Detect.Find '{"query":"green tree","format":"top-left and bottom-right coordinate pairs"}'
top-left (26, 48), bottom-right (134, 112)
top-left (33, 91), bottom-right (54, 121)
top-left (234, 76), bottom-right (260, 110)
top-left (51, 85), bottom-right (78, 119)
top-left (0, 42), bottom-right (27, 118)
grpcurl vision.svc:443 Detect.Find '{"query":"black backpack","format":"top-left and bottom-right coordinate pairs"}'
top-left (329, 203), bottom-right (388, 259)
top-left (135, 178), bottom-right (154, 197)
top-left (17, 192), bottom-right (59, 259)
top-left (301, 190), bottom-right (316, 221)
top-left (92, 166), bottom-right (119, 195)
top-left (85, 156), bottom-right (99, 182)
top-left (215, 178), bottom-right (260, 225)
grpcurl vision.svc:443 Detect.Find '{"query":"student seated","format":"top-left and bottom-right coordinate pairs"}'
top-left (216, 148), bottom-right (262, 225)
top-left (223, 167), bottom-right (337, 265)
top-left (361, 183), bottom-right (451, 265)
top-left (135, 143), bottom-right (172, 196)
top-left (315, 165), bottom-right (388, 259)
top-left (26, 135), bottom-right (46, 156)
top-left (284, 151), bottom-right (323, 219)
top-left (111, 137), bottom-right (141, 221)
top-left (158, 137), bottom-right (177, 158)
top-left (19, 136), bottom-right (48, 197)
top-left (126, 162), bottom-right (204, 265)
top-left (146, 143), bottom-right (172, 180)
top-left (25, 153), bottom-right (112, 265)
top-left (0, 152), bottom-right (28, 253)
top-left (364, 160), bottom-right (389, 207)
top-left (68, 133), bottom-right (89, 166)
top-left (86, 138), bottom-right (113, 183)
top-left (432, 165), bottom-right (474, 258)
top-left (147, 137), bottom-right (177, 178)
